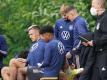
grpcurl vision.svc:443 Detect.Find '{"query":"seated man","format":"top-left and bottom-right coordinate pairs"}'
top-left (1, 50), bottom-right (29, 80)
top-left (17, 25), bottom-right (54, 80)
top-left (27, 25), bottom-right (65, 80)
top-left (1, 25), bottom-right (40, 80)
top-left (0, 34), bottom-right (8, 76)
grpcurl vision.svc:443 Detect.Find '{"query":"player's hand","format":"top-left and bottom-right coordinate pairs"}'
top-left (17, 58), bottom-right (27, 63)
top-left (87, 40), bottom-right (93, 46)
top-left (66, 52), bottom-right (72, 59)
top-left (82, 42), bottom-right (88, 46)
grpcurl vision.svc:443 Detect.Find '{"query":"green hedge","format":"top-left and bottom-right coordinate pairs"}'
top-left (0, 0), bottom-right (96, 64)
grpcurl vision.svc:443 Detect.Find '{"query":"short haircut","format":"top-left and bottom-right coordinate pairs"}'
top-left (60, 4), bottom-right (69, 15)
top-left (92, 0), bottom-right (106, 8)
top-left (18, 50), bottom-right (29, 59)
top-left (65, 6), bottom-right (77, 13)
top-left (27, 25), bottom-right (40, 31)
top-left (40, 25), bottom-right (54, 34)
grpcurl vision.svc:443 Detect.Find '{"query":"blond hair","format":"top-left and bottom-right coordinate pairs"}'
top-left (60, 4), bottom-right (69, 16)
top-left (92, 0), bottom-right (106, 8)
top-left (27, 25), bottom-right (40, 31)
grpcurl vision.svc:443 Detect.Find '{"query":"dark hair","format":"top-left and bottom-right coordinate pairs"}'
top-left (40, 25), bottom-right (54, 34)
top-left (18, 50), bottom-right (29, 59)
top-left (65, 6), bottom-right (76, 13)
top-left (27, 25), bottom-right (40, 31)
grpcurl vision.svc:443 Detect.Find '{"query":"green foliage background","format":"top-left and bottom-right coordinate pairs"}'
top-left (0, 0), bottom-right (97, 64)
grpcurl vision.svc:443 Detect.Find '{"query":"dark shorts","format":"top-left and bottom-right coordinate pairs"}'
top-left (27, 66), bottom-right (43, 80)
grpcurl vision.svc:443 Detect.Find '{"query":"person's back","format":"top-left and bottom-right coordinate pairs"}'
top-left (41, 39), bottom-right (65, 77)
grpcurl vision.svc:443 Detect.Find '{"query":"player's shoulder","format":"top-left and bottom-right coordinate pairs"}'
top-left (49, 39), bottom-right (64, 47)
top-left (38, 39), bottom-right (46, 44)
top-left (76, 16), bottom-right (86, 23)
top-left (56, 18), bottom-right (65, 23)
top-left (37, 39), bottom-right (46, 48)
top-left (47, 39), bottom-right (58, 47)
top-left (48, 39), bottom-right (56, 44)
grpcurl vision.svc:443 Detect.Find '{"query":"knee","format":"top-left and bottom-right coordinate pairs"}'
top-left (9, 58), bottom-right (16, 66)
top-left (1, 67), bottom-right (9, 75)
top-left (17, 67), bottom-right (27, 75)
top-left (17, 68), bottom-right (23, 74)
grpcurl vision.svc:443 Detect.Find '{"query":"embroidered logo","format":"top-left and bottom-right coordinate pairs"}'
top-left (96, 23), bottom-right (100, 30)
top-left (69, 25), bottom-right (73, 30)
top-left (102, 67), bottom-right (106, 71)
top-left (60, 26), bottom-right (63, 29)
top-left (61, 31), bottom-right (70, 40)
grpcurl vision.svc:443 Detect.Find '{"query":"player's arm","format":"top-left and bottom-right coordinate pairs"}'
top-left (54, 21), bottom-right (59, 39)
top-left (40, 44), bottom-right (52, 68)
top-left (0, 36), bottom-right (8, 57)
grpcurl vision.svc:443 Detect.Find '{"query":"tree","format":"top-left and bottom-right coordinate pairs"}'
top-left (0, 0), bottom-right (96, 64)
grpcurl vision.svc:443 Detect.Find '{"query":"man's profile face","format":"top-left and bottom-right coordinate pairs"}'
top-left (61, 12), bottom-right (68, 20)
top-left (28, 29), bottom-right (40, 42)
top-left (66, 11), bottom-right (74, 21)
top-left (60, 5), bottom-right (68, 20)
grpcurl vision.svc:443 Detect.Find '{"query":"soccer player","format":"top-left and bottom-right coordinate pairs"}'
top-left (1, 25), bottom-right (40, 80)
top-left (27, 25), bottom-right (65, 80)
top-left (17, 25), bottom-right (54, 80)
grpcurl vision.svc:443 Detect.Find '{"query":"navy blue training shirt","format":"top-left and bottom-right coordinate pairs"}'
top-left (73, 16), bottom-right (89, 49)
top-left (0, 35), bottom-right (8, 66)
top-left (27, 39), bottom-right (46, 67)
top-left (41, 39), bottom-right (65, 77)
top-left (54, 18), bottom-right (74, 52)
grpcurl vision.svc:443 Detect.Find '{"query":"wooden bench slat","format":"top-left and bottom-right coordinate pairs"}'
top-left (40, 77), bottom-right (58, 80)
